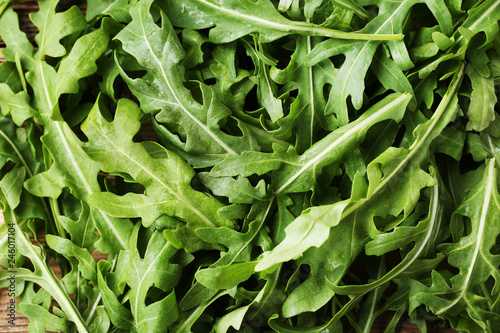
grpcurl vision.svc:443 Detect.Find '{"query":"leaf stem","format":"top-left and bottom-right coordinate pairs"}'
top-left (295, 24), bottom-right (403, 41)
top-left (14, 216), bottom-right (89, 333)
top-left (0, 1), bottom-right (8, 18)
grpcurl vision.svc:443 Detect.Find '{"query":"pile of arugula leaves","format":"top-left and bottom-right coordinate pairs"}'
top-left (0, 0), bottom-right (499, 331)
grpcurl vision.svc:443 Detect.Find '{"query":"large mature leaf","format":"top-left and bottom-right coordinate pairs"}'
top-left (115, 0), bottom-right (257, 167)
top-left (82, 98), bottom-right (234, 252)
top-left (163, 0), bottom-right (401, 43)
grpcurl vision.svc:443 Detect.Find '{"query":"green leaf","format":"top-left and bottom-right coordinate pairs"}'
top-left (163, 0), bottom-right (401, 43)
top-left (465, 65), bottom-right (497, 131)
top-left (96, 260), bottom-right (134, 330)
top-left (0, 6), bottom-right (36, 69)
top-left (467, 132), bottom-right (500, 169)
top-left (86, 0), bottom-right (133, 22)
top-left (196, 261), bottom-right (258, 290)
top-left (0, 212), bottom-right (88, 332)
top-left (0, 166), bottom-right (25, 209)
top-left (372, 47), bottom-right (416, 110)
top-left (18, 283), bottom-right (68, 333)
top-left (194, 200), bottom-right (274, 288)
top-left (56, 28), bottom-right (110, 96)
top-left (270, 35), bottom-right (338, 153)
top-left (0, 84), bottom-right (35, 126)
top-left (46, 235), bottom-right (98, 285)
top-left (246, 40), bottom-right (284, 123)
top-left (24, 114), bottom-right (132, 253)
top-left (411, 159), bottom-right (500, 330)
top-left (30, 0), bottom-right (87, 59)
top-left (256, 198), bottom-right (348, 272)
top-left (212, 93), bottom-right (411, 196)
top-left (417, 0), bottom-right (500, 79)
top-left (434, 126), bottom-right (466, 160)
top-left (306, 0), bottom-right (452, 124)
top-left (115, 0), bottom-right (257, 166)
top-left (98, 225), bottom-right (182, 332)
top-left (257, 65), bottom-right (463, 316)
top-left (197, 173), bottom-right (269, 204)
top-left (82, 97), bottom-right (234, 252)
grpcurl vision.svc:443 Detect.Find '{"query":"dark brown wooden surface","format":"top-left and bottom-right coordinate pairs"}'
top-left (0, 1), bottom-right (459, 332)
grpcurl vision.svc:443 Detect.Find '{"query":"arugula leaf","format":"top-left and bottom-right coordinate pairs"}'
top-left (211, 93), bottom-right (411, 196)
top-left (256, 65), bottom-right (464, 316)
top-left (306, 0), bottom-right (452, 124)
top-left (0, 216), bottom-right (88, 332)
top-left (115, 0), bottom-right (258, 166)
top-left (97, 224), bottom-right (183, 332)
top-left (163, 0), bottom-right (402, 43)
top-left (270, 35), bottom-right (338, 153)
top-left (411, 158), bottom-right (500, 330)
top-left (30, 0), bottom-right (87, 59)
top-left (0, 6), bottom-right (36, 69)
top-left (1, 0), bottom-right (500, 331)
top-left (465, 64), bottom-right (497, 131)
top-left (18, 283), bottom-right (68, 333)
top-left (82, 97), bottom-right (234, 252)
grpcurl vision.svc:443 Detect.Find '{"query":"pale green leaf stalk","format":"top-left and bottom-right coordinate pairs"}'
top-left (0, 214), bottom-right (89, 332)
